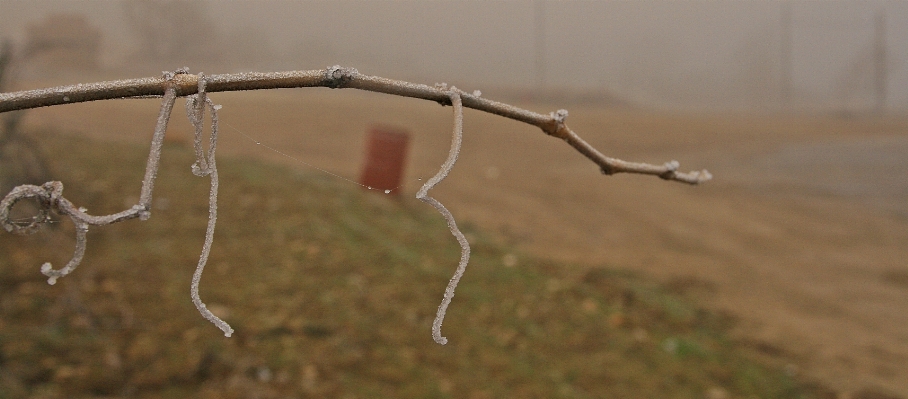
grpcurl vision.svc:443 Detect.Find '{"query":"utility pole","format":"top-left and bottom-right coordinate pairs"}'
top-left (534, 0), bottom-right (546, 90)
top-left (873, 11), bottom-right (887, 113)
top-left (779, 1), bottom-right (793, 110)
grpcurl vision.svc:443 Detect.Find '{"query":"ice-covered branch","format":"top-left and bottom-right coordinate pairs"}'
top-left (0, 66), bottom-right (711, 184)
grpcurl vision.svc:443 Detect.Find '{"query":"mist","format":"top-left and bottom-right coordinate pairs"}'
top-left (1, 0), bottom-right (907, 111)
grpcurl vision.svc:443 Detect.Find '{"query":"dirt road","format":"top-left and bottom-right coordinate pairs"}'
top-left (21, 86), bottom-right (908, 396)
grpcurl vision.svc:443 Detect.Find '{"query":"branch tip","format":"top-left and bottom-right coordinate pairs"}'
top-left (691, 169), bottom-right (713, 183)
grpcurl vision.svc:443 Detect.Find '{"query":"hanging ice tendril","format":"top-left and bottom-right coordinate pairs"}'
top-left (0, 72), bottom-right (180, 285)
top-left (2, 65), bottom-right (713, 346)
top-left (185, 73), bottom-right (233, 337)
top-left (0, 69), bottom-right (233, 336)
top-left (417, 87), bottom-right (471, 345)
top-left (0, 182), bottom-right (90, 285)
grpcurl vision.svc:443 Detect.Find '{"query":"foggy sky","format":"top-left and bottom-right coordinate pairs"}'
top-left (2, 0), bottom-right (907, 111)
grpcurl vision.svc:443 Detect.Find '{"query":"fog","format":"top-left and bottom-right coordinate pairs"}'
top-left (2, 0), bottom-right (908, 111)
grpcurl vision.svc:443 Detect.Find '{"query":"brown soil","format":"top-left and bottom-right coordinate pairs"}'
top-left (19, 86), bottom-right (908, 397)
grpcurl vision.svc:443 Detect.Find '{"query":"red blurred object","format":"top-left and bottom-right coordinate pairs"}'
top-left (359, 126), bottom-right (410, 195)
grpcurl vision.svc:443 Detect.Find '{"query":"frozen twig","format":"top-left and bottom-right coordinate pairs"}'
top-left (417, 88), bottom-right (470, 345)
top-left (0, 182), bottom-right (89, 285)
top-left (0, 70), bottom-right (232, 336)
top-left (0, 66), bottom-right (712, 340)
top-left (0, 74), bottom-right (179, 284)
top-left (137, 73), bottom-right (179, 220)
top-left (184, 74), bottom-right (233, 337)
top-left (0, 67), bottom-right (710, 184)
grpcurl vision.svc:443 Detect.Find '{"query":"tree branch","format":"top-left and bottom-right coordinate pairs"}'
top-left (0, 66), bottom-right (711, 184)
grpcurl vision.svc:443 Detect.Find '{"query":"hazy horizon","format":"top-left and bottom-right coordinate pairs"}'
top-left (2, 0), bottom-right (907, 111)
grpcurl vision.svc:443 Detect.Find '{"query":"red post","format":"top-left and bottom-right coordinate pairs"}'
top-left (359, 125), bottom-right (410, 195)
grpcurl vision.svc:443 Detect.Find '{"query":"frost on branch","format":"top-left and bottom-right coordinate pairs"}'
top-left (417, 88), bottom-right (471, 345)
top-left (0, 182), bottom-right (88, 285)
top-left (0, 76), bottom-right (180, 285)
top-left (185, 73), bottom-right (233, 337)
top-left (184, 74), bottom-right (232, 337)
top-left (1, 66), bottom-right (712, 342)
top-left (0, 69), bottom-right (233, 336)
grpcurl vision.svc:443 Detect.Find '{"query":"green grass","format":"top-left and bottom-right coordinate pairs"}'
top-left (1, 130), bottom-right (824, 398)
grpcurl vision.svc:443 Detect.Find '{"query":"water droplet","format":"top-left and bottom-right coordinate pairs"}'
top-left (366, 186), bottom-right (372, 190)
top-left (384, 189), bottom-right (391, 194)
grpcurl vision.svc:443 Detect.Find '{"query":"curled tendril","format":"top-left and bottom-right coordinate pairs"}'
top-left (417, 87), bottom-right (471, 345)
top-left (0, 72), bottom-right (180, 285)
top-left (1, 66), bottom-right (713, 345)
top-left (0, 69), bottom-right (234, 336)
top-left (1, 182), bottom-right (92, 284)
top-left (184, 73), bottom-right (233, 337)
top-left (0, 183), bottom-right (54, 235)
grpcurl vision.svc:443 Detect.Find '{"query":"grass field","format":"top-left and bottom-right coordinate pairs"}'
top-left (0, 131), bottom-right (830, 398)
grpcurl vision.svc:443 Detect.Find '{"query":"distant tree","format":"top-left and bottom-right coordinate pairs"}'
top-left (122, 0), bottom-right (223, 68)
top-left (0, 40), bottom-right (50, 197)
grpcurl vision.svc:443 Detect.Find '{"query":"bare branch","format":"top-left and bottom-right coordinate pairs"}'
top-left (0, 67), bottom-right (711, 184)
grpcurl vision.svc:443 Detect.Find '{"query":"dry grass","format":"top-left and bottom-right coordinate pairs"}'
top-left (7, 83), bottom-right (908, 397)
top-left (0, 131), bottom-right (825, 398)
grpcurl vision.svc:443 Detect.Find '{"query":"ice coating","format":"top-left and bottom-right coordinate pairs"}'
top-left (416, 88), bottom-right (471, 345)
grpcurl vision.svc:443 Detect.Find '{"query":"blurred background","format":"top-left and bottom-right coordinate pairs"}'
top-left (1, 1), bottom-right (907, 398)
top-left (2, 0), bottom-right (908, 111)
